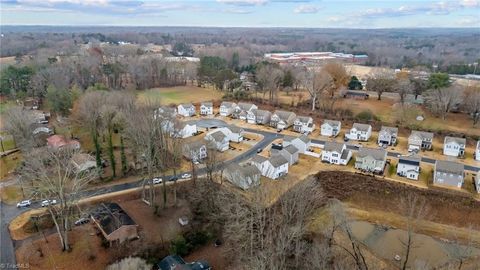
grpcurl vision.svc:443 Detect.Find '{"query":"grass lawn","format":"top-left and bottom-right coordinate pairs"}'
top-left (0, 152), bottom-right (21, 180)
top-left (0, 134), bottom-right (16, 152)
top-left (0, 185), bottom-right (23, 204)
top-left (138, 85), bottom-right (222, 105)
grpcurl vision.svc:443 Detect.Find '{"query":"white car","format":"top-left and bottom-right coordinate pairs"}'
top-left (17, 200), bottom-right (31, 208)
top-left (41, 199), bottom-right (57, 207)
top-left (74, 217), bottom-right (90, 226)
top-left (181, 173), bottom-right (192, 179)
top-left (152, 177), bottom-right (163, 184)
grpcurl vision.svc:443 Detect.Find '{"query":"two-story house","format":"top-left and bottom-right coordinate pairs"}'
top-left (233, 103), bottom-right (257, 119)
top-left (219, 102), bottom-right (237, 117)
top-left (221, 125), bottom-right (244, 143)
top-left (443, 136), bottom-right (466, 157)
top-left (355, 147), bottom-right (387, 173)
top-left (250, 154), bottom-right (289, 180)
top-left (434, 160), bottom-right (464, 188)
top-left (247, 109), bottom-right (272, 125)
top-left (270, 110), bottom-right (297, 130)
top-left (270, 144), bottom-right (299, 166)
top-left (347, 123), bottom-right (372, 141)
top-left (283, 134), bottom-right (311, 154)
top-left (225, 163), bottom-right (261, 190)
top-left (200, 102), bottom-right (213, 115)
top-left (293, 116), bottom-right (315, 134)
top-left (204, 130), bottom-right (229, 152)
top-left (321, 120), bottom-right (341, 137)
top-left (173, 121), bottom-right (197, 138)
top-left (378, 126), bottom-right (398, 146)
top-left (177, 103), bottom-right (196, 117)
top-left (397, 156), bottom-right (421, 180)
top-left (321, 141), bottom-right (352, 165)
top-left (182, 140), bottom-right (207, 163)
top-left (408, 131), bottom-right (434, 152)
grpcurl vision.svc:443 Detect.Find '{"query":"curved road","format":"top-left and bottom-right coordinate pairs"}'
top-left (1, 118), bottom-right (479, 266)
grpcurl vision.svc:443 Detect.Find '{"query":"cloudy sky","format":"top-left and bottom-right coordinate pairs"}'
top-left (1, 0), bottom-right (479, 28)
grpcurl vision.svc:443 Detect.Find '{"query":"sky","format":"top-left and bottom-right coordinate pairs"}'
top-left (1, 0), bottom-right (479, 28)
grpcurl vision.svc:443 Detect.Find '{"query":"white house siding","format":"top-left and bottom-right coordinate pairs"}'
top-left (397, 162), bottom-right (420, 180)
top-left (476, 141), bottom-right (480, 161)
top-left (246, 111), bottom-right (256, 124)
top-left (284, 138), bottom-right (310, 154)
top-left (320, 122), bottom-right (341, 137)
top-left (177, 104), bottom-right (195, 117)
top-left (264, 162), bottom-right (288, 180)
top-left (434, 171), bottom-right (464, 188)
top-left (347, 126), bottom-right (372, 141)
top-left (355, 156), bottom-right (384, 172)
top-left (200, 105), bottom-right (213, 115)
top-left (443, 140), bottom-right (465, 157)
top-left (178, 124), bottom-right (197, 138)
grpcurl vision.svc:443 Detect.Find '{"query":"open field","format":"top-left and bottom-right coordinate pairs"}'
top-left (138, 85), bottom-right (223, 105)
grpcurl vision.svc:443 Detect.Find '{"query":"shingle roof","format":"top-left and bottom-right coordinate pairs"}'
top-left (284, 134), bottom-right (310, 144)
top-left (436, 160), bottom-right (464, 175)
top-left (340, 149), bottom-right (350, 160)
top-left (180, 103), bottom-right (194, 109)
top-left (273, 110), bottom-right (296, 121)
top-left (324, 141), bottom-right (345, 153)
top-left (256, 109), bottom-right (271, 117)
top-left (91, 203), bottom-right (136, 235)
top-left (357, 147), bottom-right (387, 160)
top-left (251, 155), bottom-right (268, 164)
top-left (208, 130), bottom-right (227, 142)
top-left (238, 164), bottom-right (261, 178)
top-left (283, 144), bottom-right (299, 154)
top-left (237, 102), bottom-right (255, 111)
top-left (201, 102), bottom-right (213, 107)
top-left (295, 116), bottom-right (312, 123)
top-left (323, 120), bottom-right (341, 128)
top-left (444, 136), bottom-right (466, 146)
top-left (399, 155), bottom-right (421, 166)
top-left (380, 126), bottom-right (398, 135)
top-left (269, 155), bottom-right (288, 167)
top-left (226, 124), bottom-right (243, 134)
top-left (220, 101), bottom-right (236, 108)
top-left (410, 130), bottom-right (434, 140)
top-left (352, 123), bottom-right (372, 132)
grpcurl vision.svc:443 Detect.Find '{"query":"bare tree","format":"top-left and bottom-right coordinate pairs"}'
top-left (302, 69), bottom-right (333, 111)
top-left (106, 257), bottom-right (151, 270)
top-left (394, 79), bottom-right (414, 105)
top-left (167, 134), bottom-right (183, 206)
top-left (424, 85), bottom-right (464, 120)
top-left (3, 106), bottom-right (36, 151)
top-left (366, 69), bottom-right (396, 100)
top-left (462, 85), bottom-right (480, 126)
top-left (444, 225), bottom-right (476, 270)
top-left (20, 147), bottom-right (97, 251)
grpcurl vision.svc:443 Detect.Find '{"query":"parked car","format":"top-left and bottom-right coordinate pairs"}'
top-left (256, 148), bottom-right (263, 153)
top-left (152, 177), bottom-right (163, 184)
top-left (181, 173), bottom-right (192, 179)
top-left (74, 217), bottom-right (90, 226)
top-left (41, 199), bottom-right (57, 207)
top-left (16, 200), bottom-right (31, 208)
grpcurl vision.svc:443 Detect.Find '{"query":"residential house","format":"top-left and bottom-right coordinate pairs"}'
top-left (443, 136), bottom-right (466, 157)
top-left (205, 130), bottom-right (229, 152)
top-left (270, 144), bottom-right (299, 165)
top-left (408, 131), bottom-right (434, 151)
top-left (173, 121), bottom-right (197, 138)
top-left (293, 116), bottom-right (315, 134)
top-left (71, 153), bottom-right (97, 173)
top-left (47, 135), bottom-right (80, 150)
top-left (182, 140), bottom-right (207, 162)
top-left (223, 125), bottom-right (244, 142)
top-left (476, 141), bottom-right (480, 161)
top-left (397, 156), bottom-right (421, 180)
top-left (355, 147), bottom-right (387, 173)
top-left (225, 163), bottom-right (261, 190)
top-left (32, 126), bottom-right (53, 136)
top-left (270, 110), bottom-right (297, 130)
top-left (434, 160), bottom-right (464, 188)
top-left (233, 102), bottom-right (257, 119)
top-left (283, 134), bottom-right (311, 154)
top-left (155, 106), bottom-right (177, 119)
top-left (250, 155), bottom-right (269, 173)
top-left (250, 154), bottom-right (289, 180)
top-left (378, 126), bottom-right (398, 146)
top-left (247, 109), bottom-right (272, 125)
top-left (90, 203), bottom-right (138, 245)
top-left (219, 102), bottom-right (236, 117)
top-left (157, 255), bottom-right (211, 270)
top-left (321, 120), bottom-right (341, 137)
top-left (177, 103), bottom-right (196, 117)
top-left (476, 172), bottom-right (480, 193)
top-left (321, 141), bottom-right (352, 165)
top-left (200, 102), bottom-right (213, 115)
top-left (347, 123), bottom-right (372, 141)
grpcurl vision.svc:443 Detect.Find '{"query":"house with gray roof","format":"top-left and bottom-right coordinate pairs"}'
top-left (234, 102), bottom-right (257, 119)
top-left (200, 102), bottom-right (213, 115)
top-left (270, 144), bottom-right (299, 166)
top-left (321, 120), bottom-right (341, 137)
top-left (283, 134), bottom-right (311, 154)
top-left (219, 101), bottom-right (236, 117)
top-left (321, 141), bottom-right (351, 165)
top-left (270, 110), bottom-right (297, 130)
top-left (443, 136), bottom-right (466, 157)
top-left (434, 160), bottom-right (464, 188)
top-left (205, 130), bottom-right (229, 152)
top-left (183, 140), bottom-right (207, 162)
top-left (247, 109), bottom-right (272, 125)
top-left (250, 154), bottom-right (288, 180)
top-left (177, 103), bottom-right (196, 117)
top-left (90, 203), bottom-right (138, 245)
top-left (347, 123), bottom-right (372, 141)
top-left (397, 155), bottom-right (421, 180)
top-left (293, 116), bottom-right (315, 134)
top-left (225, 163), bottom-right (261, 190)
top-left (408, 131), bottom-right (434, 151)
top-left (355, 147), bottom-right (387, 173)
top-left (378, 126), bottom-right (398, 146)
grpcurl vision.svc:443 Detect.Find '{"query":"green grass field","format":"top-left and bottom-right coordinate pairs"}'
top-left (138, 85), bottom-right (222, 105)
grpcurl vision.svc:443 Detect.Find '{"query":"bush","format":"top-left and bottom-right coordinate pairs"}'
top-left (355, 110), bottom-right (378, 121)
top-left (169, 236), bottom-right (190, 256)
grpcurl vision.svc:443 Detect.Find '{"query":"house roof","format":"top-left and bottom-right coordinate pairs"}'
top-left (435, 160), bottom-right (464, 175)
top-left (352, 123), bottom-right (371, 132)
top-left (380, 126), bottom-right (398, 135)
top-left (255, 109), bottom-right (271, 117)
top-left (235, 164), bottom-right (261, 178)
top-left (237, 102), bottom-right (256, 111)
top-left (179, 103), bottom-right (194, 109)
top-left (284, 134), bottom-right (310, 144)
top-left (340, 149), bottom-right (350, 160)
top-left (399, 155), bottom-right (421, 166)
top-left (220, 101), bottom-right (236, 108)
top-left (207, 130), bottom-right (227, 142)
top-left (410, 130), bottom-right (434, 140)
top-left (91, 203), bottom-right (136, 236)
top-left (226, 124), bottom-right (243, 134)
top-left (322, 120), bottom-right (341, 128)
top-left (295, 116), bottom-right (312, 124)
top-left (324, 141), bottom-right (345, 153)
top-left (357, 147), bottom-right (387, 160)
top-left (269, 154), bottom-right (288, 167)
top-left (283, 144), bottom-right (299, 155)
top-left (183, 140), bottom-right (206, 151)
top-left (273, 110), bottom-right (296, 121)
top-left (251, 155), bottom-right (268, 164)
top-left (157, 255), bottom-right (186, 270)
top-left (444, 136), bottom-right (466, 146)
top-left (201, 102), bottom-right (213, 107)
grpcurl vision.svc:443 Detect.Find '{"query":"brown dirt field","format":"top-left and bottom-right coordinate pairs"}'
top-left (9, 209), bottom-right (48, 240)
top-left (184, 242), bottom-right (231, 269)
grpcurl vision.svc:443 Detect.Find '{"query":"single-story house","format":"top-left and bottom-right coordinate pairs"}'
top-left (205, 130), bottom-right (229, 152)
top-left (270, 144), bottom-right (299, 166)
top-left (378, 126), bottom-right (398, 146)
top-left (293, 116), bottom-right (315, 134)
top-left (443, 136), bottom-right (466, 157)
top-left (321, 141), bottom-right (352, 165)
top-left (233, 102), bottom-right (257, 119)
top-left (321, 120), bottom-right (341, 137)
top-left (270, 110), bottom-right (297, 130)
top-left (71, 153), bottom-right (97, 173)
top-left (182, 140), bottom-right (207, 162)
top-left (433, 160), bottom-right (464, 188)
top-left (177, 103), bottom-right (196, 117)
top-left (408, 131), bottom-right (434, 151)
top-left (347, 123), bottom-right (372, 141)
top-left (90, 203), bottom-right (138, 245)
top-left (247, 109), bottom-right (272, 125)
top-left (47, 135), bottom-right (80, 150)
top-left (200, 102), bottom-right (214, 115)
top-left (355, 147), bottom-right (387, 173)
top-left (397, 155), bottom-right (421, 180)
top-left (283, 134), bottom-right (311, 154)
top-left (225, 163), bottom-right (261, 190)
top-left (219, 101), bottom-right (237, 117)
